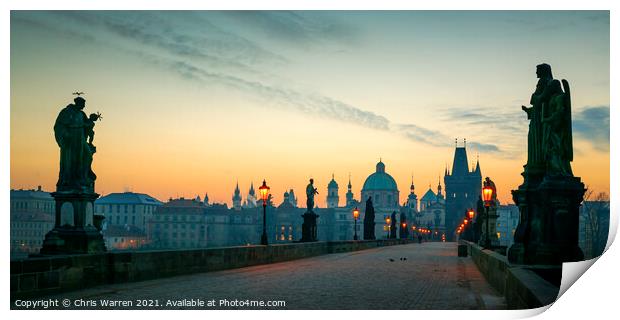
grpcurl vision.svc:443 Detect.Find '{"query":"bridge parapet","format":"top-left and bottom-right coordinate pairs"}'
top-left (11, 239), bottom-right (412, 300)
top-left (462, 240), bottom-right (560, 309)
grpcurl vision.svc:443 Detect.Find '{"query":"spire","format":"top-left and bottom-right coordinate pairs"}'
top-left (410, 174), bottom-right (415, 194)
top-left (474, 154), bottom-right (482, 176)
top-left (249, 182), bottom-right (255, 195)
top-left (234, 181), bottom-right (240, 193)
top-left (437, 175), bottom-right (442, 196)
top-left (347, 173), bottom-right (352, 190)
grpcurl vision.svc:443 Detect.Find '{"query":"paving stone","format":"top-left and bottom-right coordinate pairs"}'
top-left (43, 242), bottom-right (506, 310)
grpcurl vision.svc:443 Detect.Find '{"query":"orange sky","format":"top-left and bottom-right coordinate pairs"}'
top-left (10, 11), bottom-right (610, 206)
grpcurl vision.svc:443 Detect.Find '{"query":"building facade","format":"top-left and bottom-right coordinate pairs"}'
top-left (496, 204), bottom-right (520, 248)
top-left (148, 198), bottom-right (209, 249)
top-left (10, 187), bottom-right (55, 258)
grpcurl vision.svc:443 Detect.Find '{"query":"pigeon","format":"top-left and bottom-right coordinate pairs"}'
top-left (403, 257), bottom-right (407, 261)
top-left (389, 258), bottom-right (395, 262)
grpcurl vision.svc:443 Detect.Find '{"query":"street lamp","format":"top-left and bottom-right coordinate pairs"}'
top-left (353, 207), bottom-right (360, 240)
top-left (386, 217), bottom-right (391, 239)
top-left (482, 183), bottom-right (494, 249)
top-left (259, 180), bottom-right (270, 245)
top-left (468, 208), bottom-right (475, 220)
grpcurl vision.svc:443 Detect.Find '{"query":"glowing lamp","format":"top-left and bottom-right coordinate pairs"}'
top-left (468, 209), bottom-right (475, 219)
top-left (259, 180), bottom-right (270, 205)
top-left (483, 184), bottom-right (494, 207)
top-left (353, 207), bottom-right (360, 220)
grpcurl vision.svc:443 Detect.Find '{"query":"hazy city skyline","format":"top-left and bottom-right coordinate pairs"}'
top-left (10, 11), bottom-right (610, 206)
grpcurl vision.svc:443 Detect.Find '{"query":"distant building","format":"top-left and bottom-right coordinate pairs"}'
top-left (10, 186), bottom-right (55, 258)
top-left (103, 224), bottom-right (147, 250)
top-left (232, 182), bottom-right (242, 210)
top-left (496, 205), bottom-right (519, 247)
top-left (579, 199), bottom-right (610, 259)
top-left (415, 182), bottom-right (446, 238)
top-left (148, 197), bottom-right (208, 249)
top-left (361, 160), bottom-right (401, 238)
top-left (94, 192), bottom-right (162, 250)
top-left (326, 174), bottom-right (339, 208)
top-left (444, 141), bottom-right (482, 241)
top-left (243, 182), bottom-right (257, 208)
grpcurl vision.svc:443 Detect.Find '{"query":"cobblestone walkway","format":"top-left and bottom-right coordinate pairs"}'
top-left (46, 242), bottom-right (506, 310)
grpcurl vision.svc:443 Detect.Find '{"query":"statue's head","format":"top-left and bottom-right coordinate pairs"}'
top-left (309, 178), bottom-right (314, 184)
top-left (74, 96), bottom-right (86, 109)
top-left (536, 63), bottom-right (553, 79)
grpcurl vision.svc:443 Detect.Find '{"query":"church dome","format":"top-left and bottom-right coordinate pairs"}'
top-left (362, 161), bottom-right (398, 191)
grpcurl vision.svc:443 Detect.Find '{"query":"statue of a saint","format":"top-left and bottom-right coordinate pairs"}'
top-left (306, 178), bottom-right (319, 211)
top-left (541, 79), bottom-right (574, 176)
top-left (521, 63), bottom-right (554, 173)
top-left (364, 196), bottom-right (376, 240)
top-left (54, 96), bottom-right (98, 192)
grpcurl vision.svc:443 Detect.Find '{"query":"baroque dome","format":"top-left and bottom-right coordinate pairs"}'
top-left (362, 161), bottom-right (398, 191)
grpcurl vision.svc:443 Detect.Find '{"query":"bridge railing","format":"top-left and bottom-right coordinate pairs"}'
top-left (11, 239), bottom-right (412, 300)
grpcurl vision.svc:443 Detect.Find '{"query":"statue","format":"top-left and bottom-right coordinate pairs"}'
top-left (41, 93), bottom-right (107, 254)
top-left (300, 178), bottom-right (319, 242)
top-left (390, 211), bottom-right (397, 239)
top-left (509, 64), bottom-right (585, 265)
top-left (363, 196), bottom-right (376, 240)
top-left (54, 95), bottom-right (100, 193)
top-left (521, 63), bottom-right (554, 176)
top-left (305, 178), bottom-right (319, 211)
top-left (541, 80), bottom-right (574, 176)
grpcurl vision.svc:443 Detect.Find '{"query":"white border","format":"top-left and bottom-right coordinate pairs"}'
top-left (2, 1), bottom-right (616, 320)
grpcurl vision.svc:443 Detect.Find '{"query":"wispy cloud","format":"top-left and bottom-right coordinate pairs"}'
top-left (573, 105), bottom-right (610, 151)
top-left (17, 11), bottom-right (502, 154)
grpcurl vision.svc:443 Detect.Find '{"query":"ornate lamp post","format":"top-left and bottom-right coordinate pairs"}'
top-left (353, 207), bottom-right (360, 240)
top-left (482, 184), bottom-right (494, 249)
top-left (386, 217), bottom-right (391, 239)
top-left (259, 180), bottom-right (270, 245)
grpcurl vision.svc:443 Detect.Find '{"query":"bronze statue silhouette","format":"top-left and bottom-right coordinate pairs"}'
top-left (305, 178), bottom-right (319, 211)
top-left (521, 63), bottom-right (554, 175)
top-left (363, 196), bottom-right (376, 240)
top-left (54, 95), bottom-right (99, 193)
top-left (541, 80), bottom-right (574, 176)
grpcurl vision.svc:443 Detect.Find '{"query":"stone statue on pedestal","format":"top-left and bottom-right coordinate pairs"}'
top-left (300, 178), bottom-right (319, 242)
top-left (40, 94), bottom-right (107, 255)
top-left (508, 65), bottom-right (584, 265)
top-left (390, 211), bottom-right (397, 239)
top-left (363, 196), bottom-right (376, 240)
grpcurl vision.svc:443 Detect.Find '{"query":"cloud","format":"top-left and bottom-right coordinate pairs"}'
top-left (573, 106), bottom-right (610, 151)
top-left (13, 11), bottom-right (498, 155)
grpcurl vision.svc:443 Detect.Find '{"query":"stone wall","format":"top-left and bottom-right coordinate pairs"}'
top-left (464, 241), bottom-right (560, 309)
top-left (11, 239), bottom-right (410, 300)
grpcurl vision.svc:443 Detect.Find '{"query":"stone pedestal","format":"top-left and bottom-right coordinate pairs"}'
top-left (300, 211), bottom-right (319, 242)
top-left (478, 207), bottom-right (500, 248)
top-left (40, 191), bottom-right (106, 254)
top-left (508, 175), bottom-right (584, 265)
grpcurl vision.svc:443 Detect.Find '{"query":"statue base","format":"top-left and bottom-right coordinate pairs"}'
top-left (300, 211), bottom-right (319, 242)
top-left (508, 175), bottom-right (585, 265)
top-left (40, 191), bottom-right (106, 255)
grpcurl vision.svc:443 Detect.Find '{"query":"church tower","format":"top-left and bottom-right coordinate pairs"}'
top-left (232, 182), bottom-right (242, 210)
top-left (444, 139), bottom-right (482, 241)
top-left (245, 182), bottom-right (257, 208)
top-left (327, 174), bottom-right (339, 208)
top-left (407, 176), bottom-right (418, 211)
top-left (346, 174), bottom-right (355, 207)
